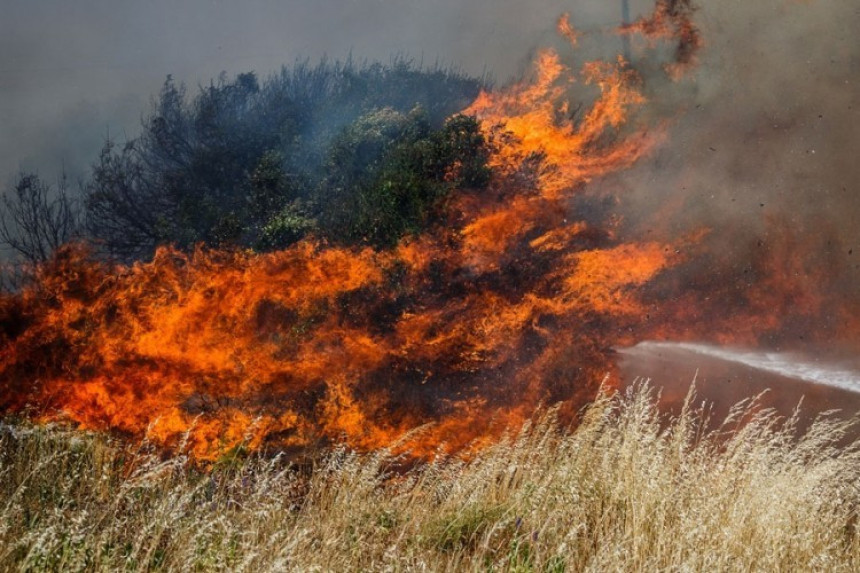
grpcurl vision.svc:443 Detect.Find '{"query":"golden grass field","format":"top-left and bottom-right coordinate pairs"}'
top-left (2, 384), bottom-right (859, 572)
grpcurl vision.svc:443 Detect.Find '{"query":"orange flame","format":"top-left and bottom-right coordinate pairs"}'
top-left (0, 41), bottom-right (679, 460)
top-left (4, 3), bottom-right (843, 461)
top-left (464, 50), bottom-right (654, 201)
top-left (557, 13), bottom-right (581, 47)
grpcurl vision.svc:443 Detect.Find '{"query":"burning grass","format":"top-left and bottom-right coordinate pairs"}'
top-left (2, 384), bottom-right (859, 571)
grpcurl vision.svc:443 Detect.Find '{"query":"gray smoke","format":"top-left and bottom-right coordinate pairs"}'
top-left (609, 0), bottom-right (860, 257)
top-left (0, 0), bottom-right (637, 183)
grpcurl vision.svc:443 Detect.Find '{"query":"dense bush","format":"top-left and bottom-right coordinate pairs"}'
top-left (318, 109), bottom-right (490, 247)
top-left (82, 58), bottom-right (489, 261)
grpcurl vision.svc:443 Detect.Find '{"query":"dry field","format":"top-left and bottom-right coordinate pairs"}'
top-left (2, 384), bottom-right (859, 572)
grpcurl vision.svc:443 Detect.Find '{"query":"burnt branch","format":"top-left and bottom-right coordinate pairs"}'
top-left (0, 172), bottom-right (82, 267)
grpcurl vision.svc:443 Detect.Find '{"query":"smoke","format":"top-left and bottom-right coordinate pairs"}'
top-left (610, 0), bottom-right (860, 253)
top-left (0, 0), bottom-right (634, 183)
top-left (556, 0), bottom-right (860, 350)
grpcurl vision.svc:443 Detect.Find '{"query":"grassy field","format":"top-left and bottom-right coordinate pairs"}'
top-left (2, 385), bottom-right (859, 572)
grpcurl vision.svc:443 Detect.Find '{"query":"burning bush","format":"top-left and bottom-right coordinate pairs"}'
top-left (0, 45), bottom-right (670, 460)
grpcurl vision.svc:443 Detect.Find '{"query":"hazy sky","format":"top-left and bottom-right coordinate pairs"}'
top-left (0, 0), bottom-right (640, 182)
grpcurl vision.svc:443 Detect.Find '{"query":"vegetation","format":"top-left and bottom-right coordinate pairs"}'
top-left (0, 172), bottom-right (82, 291)
top-left (0, 172), bottom-right (81, 266)
top-left (83, 59), bottom-right (488, 261)
top-left (317, 109), bottom-right (490, 247)
top-left (0, 58), bottom-right (489, 270)
top-left (2, 385), bottom-right (859, 571)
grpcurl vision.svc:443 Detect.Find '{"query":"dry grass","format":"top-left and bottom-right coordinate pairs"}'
top-left (2, 384), bottom-right (860, 572)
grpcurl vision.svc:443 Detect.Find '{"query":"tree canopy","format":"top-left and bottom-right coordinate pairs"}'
top-left (81, 58), bottom-right (489, 260)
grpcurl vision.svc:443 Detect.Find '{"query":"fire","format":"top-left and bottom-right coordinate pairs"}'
top-left (0, 40), bottom-right (672, 459)
top-left (619, 0), bottom-right (702, 80)
top-left (557, 13), bottom-right (581, 47)
top-left (463, 50), bottom-right (653, 200)
top-left (2, 2), bottom-right (847, 461)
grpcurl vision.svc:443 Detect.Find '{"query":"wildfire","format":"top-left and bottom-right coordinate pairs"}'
top-left (1, 2), bottom-right (848, 461)
top-left (557, 13), bottom-right (581, 47)
top-left (618, 0), bottom-right (702, 80)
